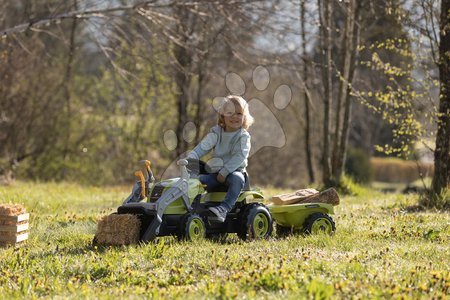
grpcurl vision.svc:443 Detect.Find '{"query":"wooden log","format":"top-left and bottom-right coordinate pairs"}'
top-left (271, 188), bottom-right (319, 205)
top-left (271, 188), bottom-right (340, 206)
top-left (296, 188), bottom-right (340, 206)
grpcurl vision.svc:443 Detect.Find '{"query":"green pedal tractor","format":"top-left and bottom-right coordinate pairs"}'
top-left (101, 158), bottom-right (335, 243)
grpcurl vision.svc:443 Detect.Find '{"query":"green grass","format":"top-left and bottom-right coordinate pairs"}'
top-left (1, 182), bottom-right (449, 299)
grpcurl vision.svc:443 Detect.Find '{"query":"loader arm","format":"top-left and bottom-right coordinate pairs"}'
top-left (122, 160), bottom-right (155, 204)
top-left (141, 159), bottom-right (192, 241)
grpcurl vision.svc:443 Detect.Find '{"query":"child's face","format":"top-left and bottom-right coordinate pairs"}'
top-left (222, 103), bottom-right (244, 132)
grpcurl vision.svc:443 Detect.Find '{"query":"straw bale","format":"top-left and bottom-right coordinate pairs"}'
top-left (95, 214), bottom-right (141, 246)
top-left (271, 188), bottom-right (340, 206)
top-left (0, 204), bottom-right (26, 216)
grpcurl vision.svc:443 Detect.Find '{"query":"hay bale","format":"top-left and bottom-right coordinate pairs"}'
top-left (95, 214), bottom-right (141, 246)
top-left (271, 188), bottom-right (340, 206)
top-left (0, 204), bottom-right (26, 216)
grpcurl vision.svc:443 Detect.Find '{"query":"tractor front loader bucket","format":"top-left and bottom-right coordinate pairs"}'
top-left (116, 174), bottom-right (191, 243)
top-left (94, 159), bottom-right (194, 245)
top-left (117, 202), bottom-right (161, 242)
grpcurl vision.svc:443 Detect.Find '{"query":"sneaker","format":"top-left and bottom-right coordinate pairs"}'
top-left (209, 205), bottom-right (228, 222)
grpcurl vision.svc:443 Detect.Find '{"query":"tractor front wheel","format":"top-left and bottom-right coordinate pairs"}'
top-left (179, 214), bottom-right (206, 241)
top-left (238, 204), bottom-right (273, 241)
top-left (303, 212), bottom-right (335, 235)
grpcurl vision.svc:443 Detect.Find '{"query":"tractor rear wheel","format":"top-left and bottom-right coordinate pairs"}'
top-left (238, 204), bottom-right (273, 241)
top-left (179, 214), bottom-right (206, 241)
top-left (303, 212), bottom-right (335, 235)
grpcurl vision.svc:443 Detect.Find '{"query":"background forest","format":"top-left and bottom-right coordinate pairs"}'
top-left (1, 2), bottom-right (449, 298)
top-left (0, 0), bottom-right (448, 204)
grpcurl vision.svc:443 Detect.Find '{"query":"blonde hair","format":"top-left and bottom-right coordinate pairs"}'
top-left (217, 95), bottom-right (254, 130)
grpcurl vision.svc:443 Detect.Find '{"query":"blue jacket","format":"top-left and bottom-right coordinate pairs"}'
top-left (187, 125), bottom-right (251, 177)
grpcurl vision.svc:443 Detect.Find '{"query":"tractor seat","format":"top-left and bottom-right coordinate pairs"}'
top-left (207, 172), bottom-right (251, 193)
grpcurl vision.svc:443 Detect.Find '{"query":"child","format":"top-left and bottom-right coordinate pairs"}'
top-left (187, 95), bottom-right (254, 222)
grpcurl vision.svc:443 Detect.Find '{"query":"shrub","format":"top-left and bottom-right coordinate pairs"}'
top-left (345, 147), bottom-right (373, 184)
top-left (371, 157), bottom-right (434, 183)
top-left (419, 188), bottom-right (450, 210)
top-left (335, 174), bottom-right (369, 196)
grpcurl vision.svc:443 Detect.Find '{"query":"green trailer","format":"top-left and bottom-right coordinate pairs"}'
top-left (268, 202), bottom-right (336, 237)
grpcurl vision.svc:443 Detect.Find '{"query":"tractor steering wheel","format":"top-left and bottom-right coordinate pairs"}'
top-left (186, 158), bottom-right (209, 175)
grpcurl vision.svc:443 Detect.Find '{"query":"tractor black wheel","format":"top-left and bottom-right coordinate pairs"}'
top-left (205, 232), bottom-right (228, 243)
top-left (178, 214), bottom-right (206, 241)
top-left (276, 224), bottom-right (294, 238)
top-left (238, 203), bottom-right (273, 241)
top-left (303, 212), bottom-right (336, 235)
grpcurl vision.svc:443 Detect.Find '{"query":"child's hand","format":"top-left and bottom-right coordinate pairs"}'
top-left (217, 174), bottom-right (226, 183)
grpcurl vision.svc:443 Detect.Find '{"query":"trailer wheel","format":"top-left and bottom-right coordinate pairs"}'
top-left (304, 212), bottom-right (335, 235)
top-left (238, 204), bottom-right (273, 241)
top-left (179, 214), bottom-right (206, 241)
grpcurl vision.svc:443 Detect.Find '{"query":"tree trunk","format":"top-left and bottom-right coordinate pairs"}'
top-left (432, 0), bottom-right (450, 197)
top-left (174, 43), bottom-right (191, 156)
top-left (61, 0), bottom-right (78, 179)
top-left (319, 0), bottom-right (333, 186)
top-left (173, 7), bottom-right (195, 157)
top-left (194, 65), bottom-right (204, 145)
top-left (332, 0), bottom-right (353, 178)
top-left (334, 0), bottom-right (361, 183)
top-left (300, 0), bottom-right (315, 183)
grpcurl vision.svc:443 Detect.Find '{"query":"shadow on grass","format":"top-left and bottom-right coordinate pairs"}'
top-left (401, 199), bottom-right (450, 213)
top-left (394, 188), bottom-right (450, 213)
top-left (23, 237), bottom-right (164, 260)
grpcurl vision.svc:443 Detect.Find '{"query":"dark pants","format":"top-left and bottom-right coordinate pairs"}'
top-left (199, 171), bottom-right (245, 211)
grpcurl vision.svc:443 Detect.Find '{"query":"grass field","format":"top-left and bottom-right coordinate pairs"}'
top-left (0, 182), bottom-right (449, 299)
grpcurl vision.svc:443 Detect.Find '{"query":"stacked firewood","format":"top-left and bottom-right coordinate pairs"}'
top-left (0, 204), bottom-right (29, 247)
top-left (271, 188), bottom-right (340, 206)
